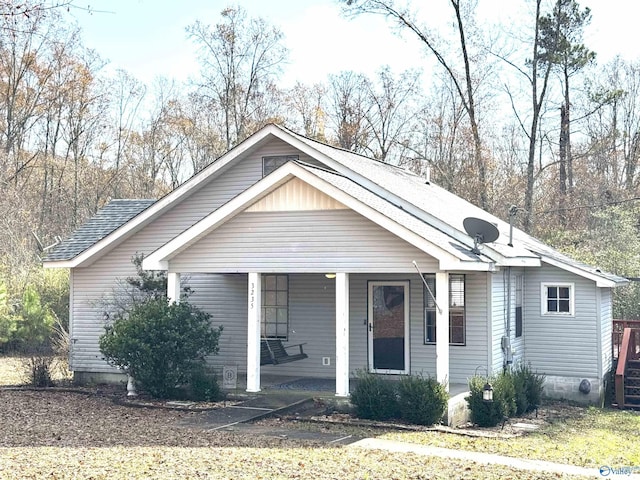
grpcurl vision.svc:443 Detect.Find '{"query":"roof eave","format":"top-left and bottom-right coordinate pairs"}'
top-left (47, 126), bottom-right (285, 269)
top-left (540, 255), bottom-right (628, 288)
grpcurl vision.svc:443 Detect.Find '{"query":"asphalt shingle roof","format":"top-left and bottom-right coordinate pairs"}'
top-left (284, 127), bottom-right (627, 284)
top-left (44, 199), bottom-right (155, 261)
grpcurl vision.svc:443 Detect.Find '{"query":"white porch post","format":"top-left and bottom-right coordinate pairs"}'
top-left (247, 272), bottom-right (261, 393)
top-left (335, 272), bottom-right (350, 397)
top-left (167, 272), bottom-right (181, 304)
top-left (435, 271), bottom-right (450, 392)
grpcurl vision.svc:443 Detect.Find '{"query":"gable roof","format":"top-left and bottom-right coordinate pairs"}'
top-left (43, 124), bottom-right (628, 287)
top-left (142, 161), bottom-right (497, 272)
top-left (44, 199), bottom-right (155, 262)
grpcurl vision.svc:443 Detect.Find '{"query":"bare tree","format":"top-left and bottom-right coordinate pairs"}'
top-left (187, 6), bottom-right (288, 150)
top-left (284, 81), bottom-right (328, 142)
top-left (343, 0), bottom-right (489, 208)
top-left (364, 66), bottom-right (421, 163)
top-left (327, 71), bottom-right (372, 153)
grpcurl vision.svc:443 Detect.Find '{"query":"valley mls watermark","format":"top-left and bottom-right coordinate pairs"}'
top-left (599, 465), bottom-right (640, 477)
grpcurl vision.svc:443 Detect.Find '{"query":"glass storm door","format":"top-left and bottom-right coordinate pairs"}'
top-left (367, 281), bottom-right (410, 374)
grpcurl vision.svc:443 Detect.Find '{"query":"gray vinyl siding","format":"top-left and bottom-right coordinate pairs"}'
top-left (187, 272), bottom-right (489, 384)
top-left (69, 141), bottom-right (327, 373)
top-left (600, 288), bottom-right (613, 375)
top-left (169, 210), bottom-right (438, 274)
top-left (188, 273), bottom-right (248, 369)
top-left (490, 268), bottom-right (525, 374)
top-left (523, 263), bottom-right (599, 377)
top-left (450, 272), bottom-right (488, 382)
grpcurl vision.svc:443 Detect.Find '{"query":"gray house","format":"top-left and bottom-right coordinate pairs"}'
top-left (44, 124), bottom-right (627, 404)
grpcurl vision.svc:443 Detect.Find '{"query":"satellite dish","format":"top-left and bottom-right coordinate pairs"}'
top-left (463, 217), bottom-right (500, 255)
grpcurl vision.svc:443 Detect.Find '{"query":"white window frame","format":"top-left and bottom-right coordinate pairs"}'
top-left (515, 273), bottom-right (523, 338)
top-left (541, 282), bottom-right (574, 316)
top-left (261, 274), bottom-right (289, 340)
top-left (423, 274), bottom-right (466, 346)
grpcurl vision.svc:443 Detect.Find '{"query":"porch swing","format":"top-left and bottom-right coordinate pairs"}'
top-left (259, 315), bottom-right (308, 365)
top-left (260, 338), bottom-right (308, 365)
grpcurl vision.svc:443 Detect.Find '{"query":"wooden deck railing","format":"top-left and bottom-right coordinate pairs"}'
top-left (613, 320), bottom-right (640, 360)
top-left (615, 328), bottom-right (633, 407)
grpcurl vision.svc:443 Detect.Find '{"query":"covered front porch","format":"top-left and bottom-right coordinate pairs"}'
top-left (163, 270), bottom-right (489, 400)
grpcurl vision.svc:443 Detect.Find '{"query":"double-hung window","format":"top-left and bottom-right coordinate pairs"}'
top-left (541, 283), bottom-right (574, 316)
top-left (424, 274), bottom-right (466, 345)
top-left (515, 274), bottom-right (523, 337)
top-left (261, 274), bottom-right (289, 339)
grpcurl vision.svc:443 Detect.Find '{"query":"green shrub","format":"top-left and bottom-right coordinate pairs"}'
top-left (13, 285), bottom-right (55, 349)
top-left (350, 371), bottom-right (399, 420)
top-left (397, 374), bottom-right (448, 425)
top-left (99, 297), bottom-right (223, 399)
top-left (467, 372), bottom-right (515, 427)
top-left (511, 362), bottom-right (545, 414)
top-left (187, 365), bottom-right (222, 401)
top-left (0, 282), bottom-right (17, 348)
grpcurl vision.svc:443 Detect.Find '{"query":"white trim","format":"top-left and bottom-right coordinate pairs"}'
top-left (43, 125), bottom-right (285, 269)
top-left (247, 273), bottom-right (261, 393)
top-left (540, 282), bottom-right (575, 317)
top-left (335, 272), bottom-right (350, 397)
top-left (44, 123), bottom-right (625, 290)
top-left (142, 162), bottom-right (479, 271)
top-left (486, 272), bottom-right (493, 375)
top-left (367, 280), bottom-right (410, 375)
top-left (539, 256), bottom-right (626, 288)
top-left (595, 286), bottom-right (603, 379)
top-left (68, 269), bottom-right (75, 370)
top-left (435, 272), bottom-right (450, 391)
top-left (167, 272), bottom-right (181, 304)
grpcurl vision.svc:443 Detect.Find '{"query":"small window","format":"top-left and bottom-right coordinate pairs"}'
top-left (541, 282), bottom-right (574, 316)
top-left (424, 274), bottom-right (466, 345)
top-left (262, 155), bottom-right (299, 176)
top-left (515, 274), bottom-right (523, 338)
top-left (261, 274), bottom-right (289, 339)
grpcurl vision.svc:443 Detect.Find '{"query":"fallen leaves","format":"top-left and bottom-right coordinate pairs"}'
top-left (0, 389), bottom-right (584, 479)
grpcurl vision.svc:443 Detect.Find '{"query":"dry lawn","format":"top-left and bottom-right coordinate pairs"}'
top-left (0, 357), bottom-right (595, 479)
top-left (0, 389), bottom-right (583, 480)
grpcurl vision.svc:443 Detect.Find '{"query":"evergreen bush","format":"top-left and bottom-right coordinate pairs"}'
top-left (512, 362), bottom-right (545, 413)
top-left (350, 371), bottom-right (399, 420)
top-left (397, 374), bottom-right (448, 425)
top-left (467, 373), bottom-right (515, 427)
top-left (99, 297), bottom-right (223, 399)
top-left (187, 365), bottom-right (222, 401)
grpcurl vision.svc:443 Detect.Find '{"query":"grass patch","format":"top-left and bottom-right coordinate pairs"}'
top-left (0, 355), bottom-right (71, 386)
top-left (380, 406), bottom-right (640, 468)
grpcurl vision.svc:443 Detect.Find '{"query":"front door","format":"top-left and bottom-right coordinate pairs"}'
top-left (367, 281), bottom-right (410, 374)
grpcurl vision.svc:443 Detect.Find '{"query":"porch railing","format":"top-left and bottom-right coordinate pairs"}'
top-left (613, 320), bottom-right (640, 360)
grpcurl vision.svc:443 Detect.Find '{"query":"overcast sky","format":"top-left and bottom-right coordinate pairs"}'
top-left (69, 0), bottom-right (640, 86)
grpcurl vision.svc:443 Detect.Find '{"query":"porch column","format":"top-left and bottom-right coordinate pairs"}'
top-left (167, 272), bottom-right (181, 304)
top-left (435, 271), bottom-right (450, 392)
top-left (247, 272), bottom-right (261, 393)
top-left (335, 272), bottom-right (350, 397)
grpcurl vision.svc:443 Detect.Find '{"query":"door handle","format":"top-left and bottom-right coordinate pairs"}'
top-left (368, 323), bottom-right (372, 332)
